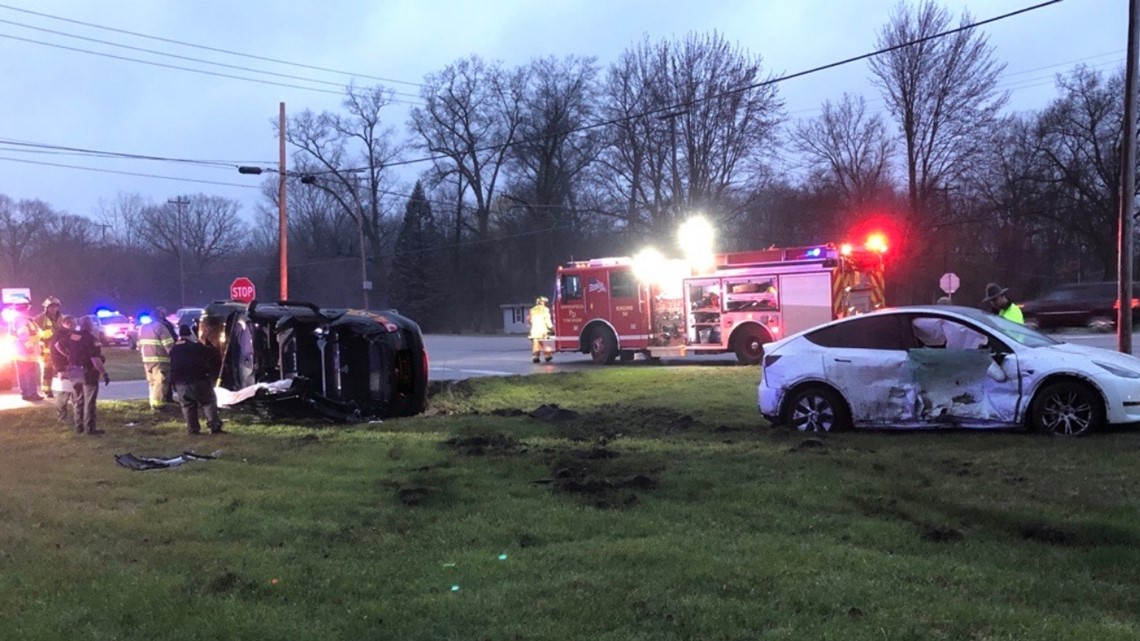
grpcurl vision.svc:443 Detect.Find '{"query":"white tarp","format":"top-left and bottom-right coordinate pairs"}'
top-left (215, 378), bottom-right (295, 408)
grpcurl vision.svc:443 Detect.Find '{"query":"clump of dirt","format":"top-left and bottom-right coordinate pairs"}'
top-left (443, 433), bottom-right (521, 456)
top-left (788, 438), bottom-right (827, 453)
top-left (574, 404), bottom-right (698, 437)
top-left (529, 404), bottom-right (580, 421)
top-left (1018, 523), bottom-right (1073, 545)
top-left (544, 447), bottom-right (661, 509)
top-left (921, 525), bottom-right (965, 543)
top-left (491, 408), bottom-right (525, 417)
top-left (397, 486), bottom-right (432, 506)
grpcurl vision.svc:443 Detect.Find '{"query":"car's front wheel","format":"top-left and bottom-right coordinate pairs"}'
top-left (782, 386), bottom-right (851, 433)
top-left (1031, 380), bottom-right (1104, 436)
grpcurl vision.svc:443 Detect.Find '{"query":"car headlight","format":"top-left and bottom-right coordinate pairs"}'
top-left (1094, 361), bottom-right (1140, 379)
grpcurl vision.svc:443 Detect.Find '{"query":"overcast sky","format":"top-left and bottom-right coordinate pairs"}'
top-left (0, 0), bottom-right (1124, 220)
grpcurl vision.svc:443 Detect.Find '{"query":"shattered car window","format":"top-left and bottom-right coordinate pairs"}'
top-left (955, 309), bottom-right (1059, 348)
top-left (911, 318), bottom-right (988, 350)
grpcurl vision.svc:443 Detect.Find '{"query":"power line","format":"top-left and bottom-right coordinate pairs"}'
top-left (0, 32), bottom-right (425, 106)
top-left (0, 17), bottom-right (425, 101)
top-left (0, 2), bottom-right (423, 88)
top-left (0, 138), bottom-right (244, 168)
top-left (0, 155), bottom-right (259, 189)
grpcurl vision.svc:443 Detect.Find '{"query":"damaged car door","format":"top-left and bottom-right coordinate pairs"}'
top-left (906, 315), bottom-right (1021, 426)
top-left (810, 313), bottom-right (919, 424)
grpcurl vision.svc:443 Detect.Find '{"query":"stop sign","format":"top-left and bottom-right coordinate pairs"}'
top-left (230, 276), bottom-right (256, 303)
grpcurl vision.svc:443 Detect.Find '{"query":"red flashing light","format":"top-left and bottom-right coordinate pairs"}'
top-left (865, 233), bottom-right (888, 253)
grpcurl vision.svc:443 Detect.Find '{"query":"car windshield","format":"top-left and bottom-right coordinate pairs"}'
top-left (102, 314), bottom-right (129, 324)
top-left (964, 309), bottom-right (1060, 347)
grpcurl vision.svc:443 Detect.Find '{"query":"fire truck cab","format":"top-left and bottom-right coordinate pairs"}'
top-left (552, 244), bottom-right (884, 365)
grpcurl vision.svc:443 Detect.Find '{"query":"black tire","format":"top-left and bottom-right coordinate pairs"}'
top-left (1031, 380), bottom-right (1104, 436)
top-left (589, 328), bottom-right (618, 365)
top-left (733, 326), bottom-right (768, 365)
top-left (782, 386), bottom-right (851, 433)
top-left (1087, 316), bottom-right (1114, 333)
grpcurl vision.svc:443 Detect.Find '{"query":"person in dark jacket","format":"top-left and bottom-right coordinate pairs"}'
top-left (49, 315), bottom-right (76, 423)
top-left (169, 324), bottom-right (225, 435)
top-left (63, 316), bottom-right (110, 435)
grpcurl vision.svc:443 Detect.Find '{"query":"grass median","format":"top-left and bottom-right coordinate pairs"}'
top-left (1, 366), bottom-right (1139, 640)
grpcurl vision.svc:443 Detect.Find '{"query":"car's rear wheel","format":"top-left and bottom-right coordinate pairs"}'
top-left (1031, 380), bottom-right (1103, 436)
top-left (589, 328), bottom-right (618, 365)
top-left (1088, 316), bottom-right (1115, 333)
top-left (783, 386), bottom-right (851, 433)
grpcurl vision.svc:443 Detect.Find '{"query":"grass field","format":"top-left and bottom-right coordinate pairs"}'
top-left (101, 346), bottom-right (145, 380)
top-left (2, 366), bottom-right (1139, 640)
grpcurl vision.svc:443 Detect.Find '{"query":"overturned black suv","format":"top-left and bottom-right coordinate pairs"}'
top-left (199, 300), bottom-right (428, 421)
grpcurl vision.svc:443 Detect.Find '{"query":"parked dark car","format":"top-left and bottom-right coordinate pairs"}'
top-left (200, 300), bottom-right (428, 421)
top-left (1020, 282), bottom-right (1138, 332)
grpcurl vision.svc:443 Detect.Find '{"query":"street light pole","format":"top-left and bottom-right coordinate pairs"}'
top-left (167, 196), bottom-right (190, 307)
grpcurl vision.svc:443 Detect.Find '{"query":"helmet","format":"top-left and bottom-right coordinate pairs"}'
top-left (43, 296), bottom-right (61, 307)
top-left (536, 296), bottom-right (549, 305)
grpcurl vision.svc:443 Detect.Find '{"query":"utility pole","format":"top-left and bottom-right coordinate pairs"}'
top-left (278, 102), bottom-right (289, 301)
top-left (167, 197), bottom-right (190, 307)
top-left (1119, 0), bottom-right (1138, 354)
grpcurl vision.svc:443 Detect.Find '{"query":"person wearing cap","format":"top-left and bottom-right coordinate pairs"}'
top-left (983, 282), bottom-right (1024, 324)
top-left (138, 306), bottom-right (176, 410)
top-left (62, 315), bottom-right (110, 435)
top-left (33, 296), bottom-right (63, 398)
top-left (169, 324), bottom-right (225, 435)
top-left (528, 296), bottom-right (554, 363)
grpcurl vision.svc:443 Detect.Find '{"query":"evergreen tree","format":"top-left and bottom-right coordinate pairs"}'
top-left (389, 181), bottom-right (442, 329)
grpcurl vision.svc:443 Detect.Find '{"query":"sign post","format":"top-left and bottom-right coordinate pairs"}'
top-left (230, 277), bottom-right (256, 303)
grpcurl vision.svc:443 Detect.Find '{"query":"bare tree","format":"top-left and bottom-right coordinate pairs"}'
top-left (869, 2), bottom-right (1006, 293)
top-left (410, 55), bottom-right (527, 329)
top-left (285, 84), bottom-right (404, 304)
top-left (505, 55), bottom-right (603, 291)
top-left (93, 191), bottom-right (150, 250)
top-left (792, 94), bottom-right (894, 212)
top-left (599, 32), bottom-right (784, 241)
top-left (1031, 65), bottom-right (1125, 279)
top-left (138, 193), bottom-right (246, 273)
top-left (0, 196), bottom-right (56, 281)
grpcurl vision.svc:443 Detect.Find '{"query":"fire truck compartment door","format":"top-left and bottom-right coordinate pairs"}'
top-left (779, 272), bottom-right (833, 335)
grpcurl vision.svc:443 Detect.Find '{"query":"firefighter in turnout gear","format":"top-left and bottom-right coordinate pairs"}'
top-left (33, 296), bottom-right (62, 398)
top-left (12, 302), bottom-right (44, 401)
top-left (138, 307), bottom-right (176, 409)
top-left (528, 296), bottom-right (554, 363)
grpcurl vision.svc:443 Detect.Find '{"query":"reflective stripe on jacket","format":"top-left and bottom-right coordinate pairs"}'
top-left (138, 321), bottom-right (175, 364)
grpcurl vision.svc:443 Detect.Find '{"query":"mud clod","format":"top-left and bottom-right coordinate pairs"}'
top-left (444, 433), bottom-right (520, 456)
top-left (921, 525), bottom-right (965, 543)
top-left (397, 486), bottom-right (431, 506)
top-left (789, 438), bottom-right (827, 452)
top-left (529, 404), bottom-right (581, 421)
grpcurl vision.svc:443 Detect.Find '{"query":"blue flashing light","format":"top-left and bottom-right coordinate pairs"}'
top-left (806, 247), bottom-right (822, 258)
top-left (94, 307), bottom-right (115, 318)
top-left (137, 313), bottom-right (153, 326)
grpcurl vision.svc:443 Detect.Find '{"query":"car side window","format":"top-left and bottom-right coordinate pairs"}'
top-left (804, 315), bottom-right (908, 350)
top-left (911, 317), bottom-right (988, 350)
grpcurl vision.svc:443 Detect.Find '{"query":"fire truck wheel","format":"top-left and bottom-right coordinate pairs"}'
top-left (733, 326), bottom-right (768, 365)
top-left (589, 328), bottom-right (618, 365)
top-left (782, 385), bottom-right (851, 433)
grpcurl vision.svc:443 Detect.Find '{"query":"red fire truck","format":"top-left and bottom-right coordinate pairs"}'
top-left (551, 240), bottom-right (886, 365)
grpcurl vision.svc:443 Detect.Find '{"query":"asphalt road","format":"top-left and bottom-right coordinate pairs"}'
top-left (0, 330), bottom-right (1129, 410)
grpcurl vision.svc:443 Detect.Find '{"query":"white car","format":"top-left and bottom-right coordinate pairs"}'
top-left (758, 305), bottom-right (1140, 436)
